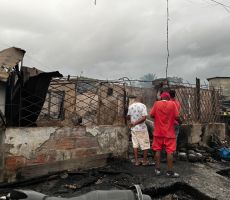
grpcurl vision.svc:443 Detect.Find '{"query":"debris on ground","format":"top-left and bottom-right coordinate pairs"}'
top-left (0, 158), bottom-right (229, 200)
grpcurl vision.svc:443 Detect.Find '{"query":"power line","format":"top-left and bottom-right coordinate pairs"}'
top-left (209, 0), bottom-right (230, 7)
top-left (24, 54), bottom-right (55, 72)
top-left (208, 0), bottom-right (230, 12)
top-left (166, 0), bottom-right (170, 78)
top-left (196, 0), bottom-right (230, 12)
top-left (0, 43), bottom-right (55, 73)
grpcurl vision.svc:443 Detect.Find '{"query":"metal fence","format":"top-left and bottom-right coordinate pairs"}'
top-left (4, 77), bottom-right (222, 127)
top-left (37, 78), bottom-right (127, 127)
top-left (165, 79), bottom-right (221, 124)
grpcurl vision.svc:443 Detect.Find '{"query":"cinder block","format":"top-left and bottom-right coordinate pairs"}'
top-left (189, 124), bottom-right (202, 144)
top-left (178, 124), bottom-right (202, 147)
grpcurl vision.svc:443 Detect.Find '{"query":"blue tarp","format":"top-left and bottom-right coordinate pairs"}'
top-left (219, 147), bottom-right (230, 160)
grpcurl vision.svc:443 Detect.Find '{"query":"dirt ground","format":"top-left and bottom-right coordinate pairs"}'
top-left (0, 157), bottom-right (229, 200)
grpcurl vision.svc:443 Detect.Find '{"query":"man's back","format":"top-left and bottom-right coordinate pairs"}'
top-left (150, 100), bottom-right (178, 138)
top-left (127, 102), bottom-right (147, 131)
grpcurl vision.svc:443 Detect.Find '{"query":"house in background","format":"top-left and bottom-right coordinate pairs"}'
top-left (207, 77), bottom-right (230, 113)
top-left (0, 47), bottom-right (130, 183)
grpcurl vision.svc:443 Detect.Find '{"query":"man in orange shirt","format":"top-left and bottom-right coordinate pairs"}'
top-left (150, 91), bottom-right (179, 178)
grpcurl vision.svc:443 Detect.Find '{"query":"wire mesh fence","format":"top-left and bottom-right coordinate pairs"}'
top-left (35, 78), bottom-right (126, 127)
top-left (4, 77), bottom-right (222, 127)
top-left (169, 83), bottom-right (221, 124)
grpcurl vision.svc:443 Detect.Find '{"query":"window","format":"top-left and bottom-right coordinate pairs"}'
top-left (40, 91), bottom-right (65, 120)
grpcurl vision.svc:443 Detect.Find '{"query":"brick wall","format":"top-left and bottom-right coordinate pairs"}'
top-left (1, 126), bottom-right (129, 182)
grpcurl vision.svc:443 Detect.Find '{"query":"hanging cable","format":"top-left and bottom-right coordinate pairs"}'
top-left (208, 0), bottom-right (230, 12)
top-left (166, 0), bottom-right (170, 78)
top-left (192, 0), bottom-right (230, 12)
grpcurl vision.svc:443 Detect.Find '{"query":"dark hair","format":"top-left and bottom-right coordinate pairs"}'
top-left (169, 90), bottom-right (176, 98)
top-left (160, 89), bottom-right (169, 95)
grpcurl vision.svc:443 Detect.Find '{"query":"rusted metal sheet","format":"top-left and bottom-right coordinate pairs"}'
top-left (0, 47), bottom-right (25, 68)
top-left (0, 47), bottom-right (26, 81)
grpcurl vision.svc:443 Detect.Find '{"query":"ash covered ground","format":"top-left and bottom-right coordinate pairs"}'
top-left (0, 157), bottom-right (229, 200)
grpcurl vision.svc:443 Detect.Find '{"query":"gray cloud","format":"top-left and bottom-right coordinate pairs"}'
top-left (0, 0), bottom-right (229, 83)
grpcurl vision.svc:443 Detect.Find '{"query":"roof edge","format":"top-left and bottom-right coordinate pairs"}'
top-left (207, 77), bottom-right (230, 81)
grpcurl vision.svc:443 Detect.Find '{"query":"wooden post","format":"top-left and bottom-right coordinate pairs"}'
top-left (196, 78), bottom-right (201, 122)
top-left (97, 83), bottom-right (102, 125)
top-left (123, 83), bottom-right (127, 125)
top-left (211, 87), bottom-right (216, 122)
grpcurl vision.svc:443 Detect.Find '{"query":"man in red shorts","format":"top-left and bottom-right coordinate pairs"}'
top-left (150, 91), bottom-right (179, 178)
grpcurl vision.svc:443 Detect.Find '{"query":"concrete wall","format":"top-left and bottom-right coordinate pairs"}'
top-left (178, 123), bottom-right (226, 148)
top-left (1, 126), bottom-right (129, 182)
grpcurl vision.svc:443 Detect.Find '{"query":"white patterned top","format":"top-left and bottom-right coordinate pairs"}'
top-left (127, 102), bottom-right (148, 132)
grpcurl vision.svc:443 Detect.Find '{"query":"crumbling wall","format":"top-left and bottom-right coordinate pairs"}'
top-left (1, 126), bottom-right (129, 182)
top-left (178, 123), bottom-right (226, 148)
top-left (97, 84), bottom-right (125, 125)
top-left (38, 81), bottom-right (76, 126)
top-left (38, 80), bottom-right (126, 127)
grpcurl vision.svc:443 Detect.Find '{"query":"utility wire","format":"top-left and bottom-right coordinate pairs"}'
top-left (209, 0), bottom-right (230, 7)
top-left (0, 42), bottom-right (54, 72)
top-left (166, 0), bottom-right (170, 78)
top-left (24, 54), bottom-right (54, 72)
top-left (208, 0), bottom-right (230, 12)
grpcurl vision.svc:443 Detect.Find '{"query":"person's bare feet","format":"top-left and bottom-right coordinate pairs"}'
top-left (142, 160), bottom-right (150, 166)
top-left (134, 161), bottom-right (141, 166)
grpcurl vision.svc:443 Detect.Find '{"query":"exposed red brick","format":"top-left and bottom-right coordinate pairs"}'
top-left (75, 137), bottom-right (98, 148)
top-left (54, 138), bottom-right (76, 150)
top-left (5, 156), bottom-right (26, 170)
top-left (36, 154), bottom-right (47, 163)
top-left (71, 148), bottom-right (98, 158)
top-left (37, 140), bottom-right (56, 151)
top-left (46, 150), bottom-right (57, 162)
top-left (72, 127), bottom-right (87, 137)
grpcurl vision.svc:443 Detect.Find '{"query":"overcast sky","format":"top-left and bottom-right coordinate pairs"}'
top-left (0, 0), bottom-right (229, 83)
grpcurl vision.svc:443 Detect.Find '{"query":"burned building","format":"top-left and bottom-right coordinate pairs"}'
top-left (207, 77), bottom-right (230, 113)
